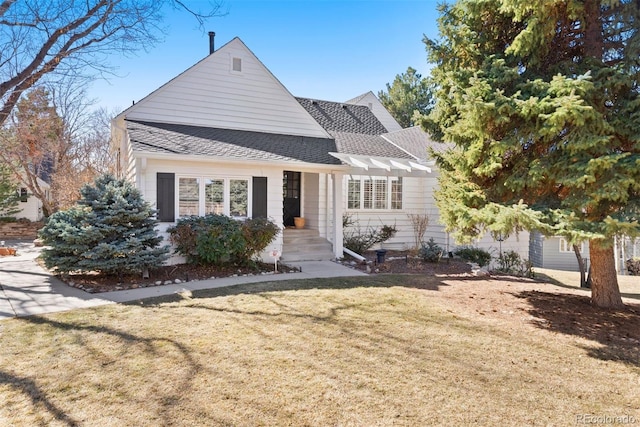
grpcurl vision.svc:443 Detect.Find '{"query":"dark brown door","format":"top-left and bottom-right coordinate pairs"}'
top-left (283, 171), bottom-right (300, 227)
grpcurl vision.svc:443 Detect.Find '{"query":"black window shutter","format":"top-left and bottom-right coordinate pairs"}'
top-left (157, 173), bottom-right (175, 222)
top-left (252, 176), bottom-right (267, 219)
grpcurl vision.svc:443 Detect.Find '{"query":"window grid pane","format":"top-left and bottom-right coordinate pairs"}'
top-left (179, 177), bottom-right (200, 217)
top-left (230, 179), bottom-right (248, 217)
top-left (205, 179), bottom-right (224, 215)
top-left (391, 177), bottom-right (402, 209)
top-left (374, 178), bottom-right (387, 209)
top-left (348, 180), bottom-right (361, 209)
top-left (363, 179), bottom-right (373, 209)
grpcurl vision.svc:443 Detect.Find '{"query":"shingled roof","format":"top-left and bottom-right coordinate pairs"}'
top-left (296, 97), bottom-right (389, 135)
top-left (125, 98), bottom-right (439, 168)
top-left (382, 126), bottom-right (448, 160)
top-left (331, 131), bottom-right (414, 159)
top-left (126, 120), bottom-right (341, 165)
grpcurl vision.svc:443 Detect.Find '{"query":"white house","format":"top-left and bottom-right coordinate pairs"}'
top-left (111, 36), bottom-right (528, 264)
top-left (7, 177), bottom-right (49, 222)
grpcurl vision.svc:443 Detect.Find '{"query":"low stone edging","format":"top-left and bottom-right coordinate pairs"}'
top-left (0, 221), bottom-right (43, 239)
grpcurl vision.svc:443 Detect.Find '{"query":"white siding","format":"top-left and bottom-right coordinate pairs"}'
top-left (16, 195), bottom-right (43, 221)
top-left (342, 173), bottom-right (530, 261)
top-left (343, 175), bottom-right (442, 252)
top-left (142, 158), bottom-right (285, 263)
top-left (346, 91), bottom-right (403, 132)
top-left (14, 176), bottom-right (49, 221)
top-left (122, 38), bottom-right (330, 139)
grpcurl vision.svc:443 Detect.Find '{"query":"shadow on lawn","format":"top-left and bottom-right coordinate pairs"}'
top-left (10, 315), bottom-right (203, 426)
top-left (0, 371), bottom-right (79, 427)
top-left (515, 290), bottom-right (640, 367)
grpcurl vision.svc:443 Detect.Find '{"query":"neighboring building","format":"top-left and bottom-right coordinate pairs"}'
top-left (9, 177), bottom-right (50, 222)
top-left (530, 231), bottom-right (639, 274)
top-left (111, 36), bottom-right (527, 264)
top-left (529, 232), bottom-right (588, 272)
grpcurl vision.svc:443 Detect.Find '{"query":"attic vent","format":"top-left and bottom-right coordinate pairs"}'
top-left (368, 102), bottom-right (373, 110)
top-left (232, 57), bottom-right (242, 72)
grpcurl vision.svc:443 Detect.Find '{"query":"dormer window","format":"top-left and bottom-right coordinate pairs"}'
top-left (232, 57), bottom-right (242, 72)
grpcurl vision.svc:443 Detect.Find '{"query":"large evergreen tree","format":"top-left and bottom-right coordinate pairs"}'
top-left (40, 174), bottom-right (169, 277)
top-left (379, 67), bottom-right (435, 128)
top-left (424, 0), bottom-right (640, 308)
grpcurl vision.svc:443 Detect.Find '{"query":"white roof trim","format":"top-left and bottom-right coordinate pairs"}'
top-left (409, 161), bottom-right (432, 173)
top-left (389, 159), bottom-right (412, 172)
top-left (370, 158), bottom-right (391, 171)
top-left (329, 153), bottom-right (433, 175)
top-left (349, 156), bottom-right (369, 170)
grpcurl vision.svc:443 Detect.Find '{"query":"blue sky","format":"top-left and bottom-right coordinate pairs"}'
top-left (90, 0), bottom-right (441, 113)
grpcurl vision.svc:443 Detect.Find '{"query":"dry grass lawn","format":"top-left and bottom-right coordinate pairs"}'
top-left (1, 273), bottom-right (639, 426)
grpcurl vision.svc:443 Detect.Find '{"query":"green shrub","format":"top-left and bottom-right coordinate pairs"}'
top-left (168, 214), bottom-right (279, 266)
top-left (242, 217), bottom-right (280, 260)
top-left (454, 246), bottom-right (492, 267)
top-left (419, 238), bottom-right (443, 263)
top-left (495, 250), bottom-right (533, 277)
top-left (626, 258), bottom-right (640, 276)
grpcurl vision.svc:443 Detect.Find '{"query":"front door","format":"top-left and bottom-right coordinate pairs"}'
top-left (283, 171), bottom-right (301, 227)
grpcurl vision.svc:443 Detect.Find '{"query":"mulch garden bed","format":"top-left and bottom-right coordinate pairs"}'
top-left (59, 262), bottom-right (299, 294)
top-left (55, 250), bottom-right (473, 294)
top-left (340, 250), bottom-right (473, 276)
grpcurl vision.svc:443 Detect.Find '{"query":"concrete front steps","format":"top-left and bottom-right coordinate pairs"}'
top-left (281, 228), bottom-right (335, 262)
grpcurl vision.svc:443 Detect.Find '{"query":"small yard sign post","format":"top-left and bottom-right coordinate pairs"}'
top-left (271, 249), bottom-right (280, 273)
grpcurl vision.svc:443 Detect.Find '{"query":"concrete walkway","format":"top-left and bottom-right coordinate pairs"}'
top-left (0, 240), bottom-right (366, 321)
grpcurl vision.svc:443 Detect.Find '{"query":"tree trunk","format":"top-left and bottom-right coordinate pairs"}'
top-left (589, 240), bottom-right (624, 308)
top-left (583, 0), bottom-right (604, 59)
top-left (573, 244), bottom-right (589, 288)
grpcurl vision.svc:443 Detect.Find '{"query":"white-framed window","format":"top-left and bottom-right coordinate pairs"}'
top-left (347, 176), bottom-right (402, 210)
top-left (178, 176), bottom-right (250, 219)
top-left (347, 179), bottom-right (361, 209)
top-left (179, 177), bottom-right (199, 216)
top-left (229, 179), bottom-right (248, 217)
top-left (205, 179), bottom-right (224, 215)
top-left (559, 238), bottom-right (585, 253)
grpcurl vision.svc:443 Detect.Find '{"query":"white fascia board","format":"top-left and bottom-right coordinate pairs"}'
top-left (131, 151), bottom-right (348, 173)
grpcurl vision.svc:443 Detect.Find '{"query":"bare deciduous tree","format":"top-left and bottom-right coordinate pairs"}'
top-left (0, 0), bottom-right (224, 126)
top-left (0, 0), bottom-right (224, 215)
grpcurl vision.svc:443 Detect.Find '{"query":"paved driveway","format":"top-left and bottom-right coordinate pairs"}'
top-left (0, 240), bottom-right (111, 320)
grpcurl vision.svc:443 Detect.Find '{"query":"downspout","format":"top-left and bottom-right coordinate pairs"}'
top-left (343, 247), bottom-right (366, 262)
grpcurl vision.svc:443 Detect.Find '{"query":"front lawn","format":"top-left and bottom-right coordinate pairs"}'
top-left (1, 274), bottom-right (638, 426)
